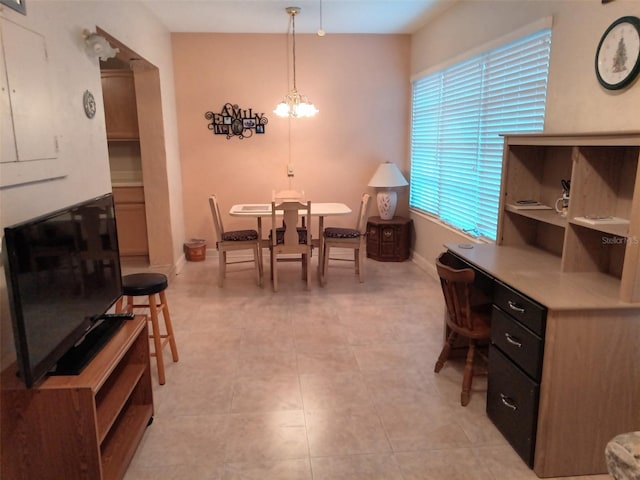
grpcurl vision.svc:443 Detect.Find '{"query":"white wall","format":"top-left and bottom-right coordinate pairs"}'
top-left (409, 0), bottom-right (640, 273)
top-left (0, 1), bottom-right (185, 367)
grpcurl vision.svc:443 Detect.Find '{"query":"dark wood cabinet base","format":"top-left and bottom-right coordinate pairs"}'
top-left (366, 216), bottom-right (412, 262)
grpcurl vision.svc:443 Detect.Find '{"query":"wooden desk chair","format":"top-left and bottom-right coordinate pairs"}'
top-left (320, 193), bottom-right (371, 285)
top-left (269, 200), bottom-right (312, 292)
top-left (434, 251), bottom-right (492, 406)
top-left (208, 194), bottom-right (263, 287)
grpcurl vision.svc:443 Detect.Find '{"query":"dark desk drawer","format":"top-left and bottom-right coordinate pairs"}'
top-left (487, 346), bottom-right (539, 467)
top-left (494, 282), bottom-right (546, 336)
top-left (491, 306), bottom-right (544, 381)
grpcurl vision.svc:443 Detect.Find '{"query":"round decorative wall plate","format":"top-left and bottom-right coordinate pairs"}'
top-left (83, 90), bottom-right (96, 118)
top-left (595, 16), bottom-right (640, 90)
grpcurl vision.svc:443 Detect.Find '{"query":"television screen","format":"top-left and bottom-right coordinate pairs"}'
top-left (3, 193), bottom-right (123, 387)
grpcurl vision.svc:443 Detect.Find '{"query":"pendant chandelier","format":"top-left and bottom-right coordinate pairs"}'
top-left (274, 7), bottom-right (319, 118)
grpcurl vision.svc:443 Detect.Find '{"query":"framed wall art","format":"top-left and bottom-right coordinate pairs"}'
top-left (205, 103), bottom-right (268, 140)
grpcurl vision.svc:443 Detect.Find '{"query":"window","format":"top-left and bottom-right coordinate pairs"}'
top-left (410, 26), bottom-right (552, 240)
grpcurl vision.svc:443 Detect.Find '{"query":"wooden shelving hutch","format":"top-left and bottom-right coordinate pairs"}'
top-left (1, 316), bottom-right (153, 480)
top-left (498, 132), bottom-right (640, 303)
top-left (449, 132), bottom-right (640, 477)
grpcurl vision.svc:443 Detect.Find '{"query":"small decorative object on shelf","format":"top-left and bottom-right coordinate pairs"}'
top-left (595, 16), bottom-right (640, 90)
top-left (510, 200), bottom-right (552, 211)
top-left (205, 103), bottom-right (268, 140)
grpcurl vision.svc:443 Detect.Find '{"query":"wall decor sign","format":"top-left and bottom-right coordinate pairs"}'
top-left (205, 103), bottom-right (268, 140)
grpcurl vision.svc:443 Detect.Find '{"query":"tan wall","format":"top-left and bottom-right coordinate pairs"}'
top-left (172, 33), bottom-right (411, 245)
top-left (410, 0), bottom-right (640, 274)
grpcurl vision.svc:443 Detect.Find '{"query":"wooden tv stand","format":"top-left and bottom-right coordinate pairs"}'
top-left (1, 316), bottom-right (153, 480)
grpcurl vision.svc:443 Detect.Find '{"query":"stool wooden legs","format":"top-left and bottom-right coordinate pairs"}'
top-left (149, 290), bottom-right (179, 385)
top-left (117, 292), bottom-right (179, 385)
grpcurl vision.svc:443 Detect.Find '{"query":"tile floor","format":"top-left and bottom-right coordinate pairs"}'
top-left (123, 254), bottom-right (611, 480)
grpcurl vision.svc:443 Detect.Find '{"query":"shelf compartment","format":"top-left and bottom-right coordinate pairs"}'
top-left (570, 217), bottom-right (630, 237)
top-left (570, 145), bottom-right (639, 221)
top-left (505, 205), bottom-right (567, 228)
top-left (95, 361), bottom-right (147, 444)
top-left (501, 210), bottom-right (566, 258)
top-left (100, 402), bottom-right (153, 480)
top-left (562, 223), bottom-right (626, 279)
top-left (502, 144), bottom-right (573, 215)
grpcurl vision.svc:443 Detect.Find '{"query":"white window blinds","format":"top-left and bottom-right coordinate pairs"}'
top-left (410, 27), bottom-right (552, 240)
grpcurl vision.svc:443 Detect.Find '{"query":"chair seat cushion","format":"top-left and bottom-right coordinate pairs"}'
top-left (270, 227), bottom-right (308, 244)
top-left (222, 229), bottom-right (259, 241)
top-left (324, 227), bottom-right (360, 239)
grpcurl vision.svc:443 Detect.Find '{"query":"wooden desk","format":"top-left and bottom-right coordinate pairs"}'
top-left (230, 203), bottom-right (352, 278)
top-left (447, 242), bottom-right (640, 477)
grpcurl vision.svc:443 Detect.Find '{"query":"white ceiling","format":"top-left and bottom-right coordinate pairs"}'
top-left (141, 0), bottom-right (456, 34)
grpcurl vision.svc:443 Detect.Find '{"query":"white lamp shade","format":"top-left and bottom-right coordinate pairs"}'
top-left (368, 162), bottom-right (408, 188)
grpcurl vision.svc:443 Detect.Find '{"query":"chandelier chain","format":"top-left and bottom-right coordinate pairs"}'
top-left (292, 11), bottom-right (297, 91)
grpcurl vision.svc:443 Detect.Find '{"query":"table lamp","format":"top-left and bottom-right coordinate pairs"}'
top-left (368, 162), bottom-right (408, 220)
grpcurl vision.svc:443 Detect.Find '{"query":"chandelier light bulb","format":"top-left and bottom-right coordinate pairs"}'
top-left (273, 89), bottom-right (318, 118)
top-left (317, 0), bottom-right (326, 37)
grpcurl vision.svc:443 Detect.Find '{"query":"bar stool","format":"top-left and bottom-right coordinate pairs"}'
top-left (116, 273), bottom-right (179, 385)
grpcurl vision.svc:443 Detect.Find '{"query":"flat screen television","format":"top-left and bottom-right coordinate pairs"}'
top-left (2, 193), bottom-right (125, 388)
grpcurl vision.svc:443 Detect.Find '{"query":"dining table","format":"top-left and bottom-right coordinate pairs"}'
top-left (229, 202), bottom-right (352, 279)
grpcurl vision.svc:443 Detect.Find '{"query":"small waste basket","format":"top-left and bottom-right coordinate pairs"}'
top-left (184, 239), bottom-right (207, 261)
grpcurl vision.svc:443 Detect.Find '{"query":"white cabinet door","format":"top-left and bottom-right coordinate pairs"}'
top-left (0, 18), bottom-right (60, 187)
top-left (0, 24), bottom-right (16, 165)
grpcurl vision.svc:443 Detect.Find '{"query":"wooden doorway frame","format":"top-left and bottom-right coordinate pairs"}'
top-left (97, 28), bottom-right (174, 268)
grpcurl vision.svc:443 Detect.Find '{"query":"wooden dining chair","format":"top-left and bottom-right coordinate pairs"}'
top-left (434, 251), bottom-right (492, 406)
top-left (320, 193), bottom-right (371, 285)
top-left (208, 194), bottom-right (263, 287)
top-left (269, 200), bottom-right (312, 292)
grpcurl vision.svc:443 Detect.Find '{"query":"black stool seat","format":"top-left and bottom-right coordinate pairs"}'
top-left (122, 273), bottom-right (168, 296)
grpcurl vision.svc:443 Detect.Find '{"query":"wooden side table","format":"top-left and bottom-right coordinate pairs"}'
top-left (366, 216), bottom-right (412, 261)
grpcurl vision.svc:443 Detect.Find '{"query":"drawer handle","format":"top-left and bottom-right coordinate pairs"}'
top-left (383, 230), bottom-right (393, 238)
top-left (507, 300), bottom-right (525, 314)
top-left (504, 333), bottom-right (522, 348)
top-left (500, 393), bottom-right (518, 411)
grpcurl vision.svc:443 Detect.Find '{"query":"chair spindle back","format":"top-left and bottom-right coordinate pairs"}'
top-left (436, 252), bottom-right (476, 331)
